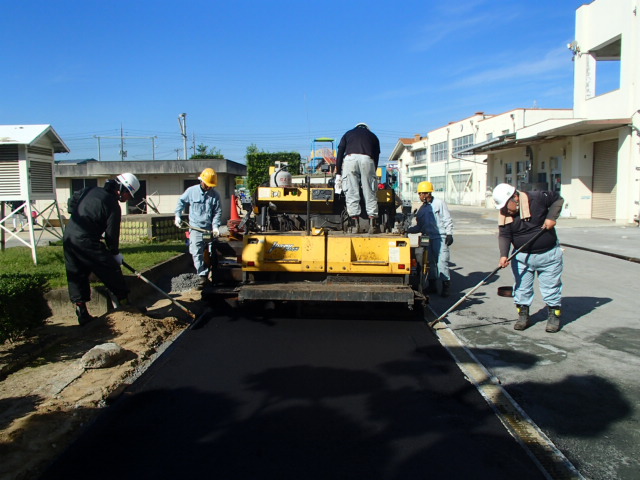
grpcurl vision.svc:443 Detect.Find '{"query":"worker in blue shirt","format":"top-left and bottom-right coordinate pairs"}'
top-left (175, 168), bottom-right (222, 289)
top-left (407, 181), bottom-right (454, 297)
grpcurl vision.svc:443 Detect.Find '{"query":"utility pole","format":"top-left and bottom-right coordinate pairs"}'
top-left (95, 134), bottom-right (157, 160)
top-left (178, 113), bottom-right (187, 160)
top-left (120, 124), bottom-right (127, 161)
top-left (174, 149), bottom-right (180, 160)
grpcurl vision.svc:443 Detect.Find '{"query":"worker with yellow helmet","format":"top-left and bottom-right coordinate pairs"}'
top-left (407, 181), bottom-right (454, 297)
top-left (175, 168), bottom-right (222, 289)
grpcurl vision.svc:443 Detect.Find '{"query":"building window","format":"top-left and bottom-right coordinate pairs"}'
top-left (414, 148), bottom-right (427, 164)
top-left (452, 134), bottom-right (474, 156)
top-left (430, 175), bottom-right (446, 192)
top-left (71, 178), bottom-right (97, 193)
top-left (431, 142), bottom-right (448, 163)
top-left (486, 133), bottom-right (493, 141)
top-left (505, 163), bottom-right (512, 175)
top-left (591, 36), bottom-right (621, 97)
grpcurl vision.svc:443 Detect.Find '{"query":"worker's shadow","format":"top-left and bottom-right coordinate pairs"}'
top-left (530, 296), bottom-right (612, 328)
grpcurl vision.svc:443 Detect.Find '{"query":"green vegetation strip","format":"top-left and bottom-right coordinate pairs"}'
top-left (0, 241), bottom-right (187, 289)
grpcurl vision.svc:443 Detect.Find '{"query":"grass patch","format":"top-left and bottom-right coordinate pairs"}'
top-left (0, 241), bottom-right (188, 289)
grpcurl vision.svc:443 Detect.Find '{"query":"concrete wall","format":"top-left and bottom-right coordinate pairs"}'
top-left (45, 253), bottom-right (193, 318)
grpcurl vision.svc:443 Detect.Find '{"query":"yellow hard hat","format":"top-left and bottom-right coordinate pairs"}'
top-left (417, 181), bottom-right (434, 193)
top-left (198, 168), bottom-right (217, 187)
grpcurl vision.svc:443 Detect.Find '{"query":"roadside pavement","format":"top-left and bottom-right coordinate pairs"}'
top-left (427, 204), bottom-right (640, 480)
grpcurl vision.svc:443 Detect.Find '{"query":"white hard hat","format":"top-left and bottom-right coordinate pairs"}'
top-left (492, 183), bottom-right (516, 209)
top-left (355, 122), bottom-right (369, 129)
top-left (116, 173), bottom-right (140, 195)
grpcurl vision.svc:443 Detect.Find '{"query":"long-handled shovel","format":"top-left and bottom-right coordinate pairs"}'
top-left (122, 261), bottom-right (197, 322)
top-left (428, 228), bottom-right (547, 328)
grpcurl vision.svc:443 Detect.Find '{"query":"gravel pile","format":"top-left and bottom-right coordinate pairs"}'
top-left (171, 273), bottom-right (200, 293)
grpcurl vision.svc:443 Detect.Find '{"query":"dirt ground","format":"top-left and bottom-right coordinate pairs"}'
top-left (0, 292), bottom-right (202, 480)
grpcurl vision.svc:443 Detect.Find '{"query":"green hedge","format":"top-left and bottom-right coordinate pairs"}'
top-left (246, 152), bottom-right (302, 195)
top-left (0, 273), bottom-right (52, 343)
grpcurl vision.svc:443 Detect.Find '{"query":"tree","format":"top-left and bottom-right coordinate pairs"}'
top-left (246, 152), bottom-right (302, 194)
top-left (246, 144), bottom-right (261, 157)
top-left (191, 144), bottom-right (224, 159)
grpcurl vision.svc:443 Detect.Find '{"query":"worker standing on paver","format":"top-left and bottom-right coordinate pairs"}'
top-left (63, 173), bottom-right (140, 326)
top-left (493, 183), bottom-right (564, 333)
top-left (335, 123), bottom-right (381, 234)
top-left (175, 168), bottom-right (222, 290)
top-left (407, 181), bottom-right (454, 297)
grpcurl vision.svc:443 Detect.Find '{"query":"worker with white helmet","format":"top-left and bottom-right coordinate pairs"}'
top-left (492, 183), bottom-right (565, 333)
top-left (407, 181), bottom-right (454, 297)
top-left (335, 123), bottom-right (381, 234)
top-left (175, 168), bottom-right (222, 289)
top-left (63, 172), bottom-right (141, 325)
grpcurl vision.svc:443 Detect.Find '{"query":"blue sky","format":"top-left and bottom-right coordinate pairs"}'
top-left (1, 0), bottom-right (590, 165)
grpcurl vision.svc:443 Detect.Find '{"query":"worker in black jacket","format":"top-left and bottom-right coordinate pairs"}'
top-left (493, 183), bottom-right (564, 333)
top-left (335, 123), bottom-right (381, 234)
top-left (63, 173), bottom-right (140, 325)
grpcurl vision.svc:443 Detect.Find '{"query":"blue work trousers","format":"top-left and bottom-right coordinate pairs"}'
top-left (189, 230), bottom-right (209, 277)
top-left (428, 235), bottom-right (450, 282)
top-left (511, 244), bottom-right (563, 307)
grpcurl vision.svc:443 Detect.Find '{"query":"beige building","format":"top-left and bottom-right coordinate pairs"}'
top-left (52, 158), bottom-right (246, 223)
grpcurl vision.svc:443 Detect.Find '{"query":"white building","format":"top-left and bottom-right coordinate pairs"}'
top-left (390, 109), bottom-right (572, 206)
top-left (464, 0), bottom-right (639, 222)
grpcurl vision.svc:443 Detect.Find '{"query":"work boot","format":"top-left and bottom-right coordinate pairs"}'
top-left (368, 216), bottom-right (381, 234)
top-left (441, 281), bottom-right (451, 298)
top-left (196, 275), bottom-right (209, 291)
top-left (425, 281), bottom-right (438, 294)
top-left (545, 306), bottom-right (562, 333)
top-left (75, 302), bottom-right (97, 326)
top-left (514, 304), bottom-right (530, 330)
top-left (349, 216), bottom-right (360, 234)
top-left (117, 297), bottom-right (147, 314)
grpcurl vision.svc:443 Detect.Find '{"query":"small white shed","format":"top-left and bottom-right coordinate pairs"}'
top-left (0, 124), bottom-right (69, 263)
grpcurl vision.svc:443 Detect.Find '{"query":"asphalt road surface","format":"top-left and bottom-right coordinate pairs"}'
top-left (41, 303), bottom-right (546, 480)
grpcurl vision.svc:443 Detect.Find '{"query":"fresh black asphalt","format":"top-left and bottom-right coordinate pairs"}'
top-left (41, 303), bottom-right (545, 480)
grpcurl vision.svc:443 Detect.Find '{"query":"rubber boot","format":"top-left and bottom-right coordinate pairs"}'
top-left (368, 216), bottom-right (381, 234)
top-left (545, 306), bottom-right (562, 333)
top-left (441, 281), bottom-right (451, 298)
top-left (75, 302), bottom-right (96, 326)
top-left (514, 304), bottom-right (530, 331)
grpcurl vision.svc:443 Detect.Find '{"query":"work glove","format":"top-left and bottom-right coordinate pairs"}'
top-left (445, 235), bottom-right (454, 246)
top-left (211, 226), bottom-right (220, 238)
top-left (113, 253), bottom-right (124, 265)
top-left (174, 216), bottom-right (182, 228)
top-left (334, 174), bottom-right (343, 194)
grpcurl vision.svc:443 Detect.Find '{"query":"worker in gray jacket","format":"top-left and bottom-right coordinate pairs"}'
top-left (407, 181), bottom-right (454, 297)
top-left (175, 168), bottom-right (222, 289)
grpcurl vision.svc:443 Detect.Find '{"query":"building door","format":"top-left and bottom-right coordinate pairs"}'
top-left (591, 139), bottom-right (618, 220)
